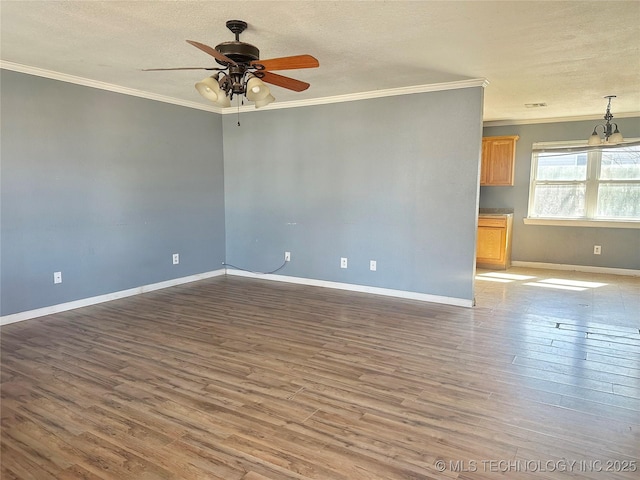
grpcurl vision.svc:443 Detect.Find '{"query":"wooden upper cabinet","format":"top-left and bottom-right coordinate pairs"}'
top-left (480, 135), bottom-right (519, 186)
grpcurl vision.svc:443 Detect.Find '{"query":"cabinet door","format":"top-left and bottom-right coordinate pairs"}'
top-left (487, 138), bottom-right (516, 185)
top-left (477, 226), bottom-right (506, 265)
top-left (480, 136), bottom-right (518, 186)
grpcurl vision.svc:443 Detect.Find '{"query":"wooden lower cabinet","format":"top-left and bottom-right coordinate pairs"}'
top-left (476, 214), bottom-right (513, 269)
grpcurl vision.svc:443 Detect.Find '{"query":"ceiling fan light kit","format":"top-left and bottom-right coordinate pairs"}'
top-left (254, 93), bottom-right (276, 109)
top-left (245, 75), bottom-right (271, 102)
top-left (195, 76), bottom-right (221, 100)
top-left (145, 20), bottom-right (318, 109)
top-left (194, 74), bottom-right (231, 107)
top-left (588, 95), bottom-right (624, 145)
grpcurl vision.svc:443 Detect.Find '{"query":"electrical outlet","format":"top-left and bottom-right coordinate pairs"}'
top-left (284, 251), bottom-right (291, 262)
top-left (54, 271), bottom-right (62, 284)
top-left (593, 245), bottom-right (601, 255)
top-left (370, 260), bottom-right (377, 271)
top-left (172, 253), bottom-right (180, 264)
top-left (340, 257), bottom-right (348, 269)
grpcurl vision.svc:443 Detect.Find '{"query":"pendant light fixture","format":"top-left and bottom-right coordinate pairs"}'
top-left (588, 95), bottom-right (624, 145)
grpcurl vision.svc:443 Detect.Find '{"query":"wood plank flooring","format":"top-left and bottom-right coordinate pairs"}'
top-left (1, 272), bottom-right (639, 479)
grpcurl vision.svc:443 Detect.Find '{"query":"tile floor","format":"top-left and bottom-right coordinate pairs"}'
top-left (474, 266), bottom-right (640, 329)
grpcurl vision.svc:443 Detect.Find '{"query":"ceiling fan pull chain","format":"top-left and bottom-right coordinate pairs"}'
top-left (237, 95), bottom-right (241, 126)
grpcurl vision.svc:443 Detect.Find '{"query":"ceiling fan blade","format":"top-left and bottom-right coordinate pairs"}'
top-left (251, 54), bottom-right (319, 71)
top-left (186, 40), bottom-right (237, 66)
top-left (142, 67), bottom-right (216, 71)
top-left (260, 71), bottom-right (310, 92)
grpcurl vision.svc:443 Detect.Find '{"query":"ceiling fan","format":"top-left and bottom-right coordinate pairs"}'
top-left (144, 20), bottom-right (319, 108)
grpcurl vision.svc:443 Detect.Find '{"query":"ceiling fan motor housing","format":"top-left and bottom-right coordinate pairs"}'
top-left (214, 41), bottom-right (260, 65)
top-left (214, 19), bottom-right (260, 65)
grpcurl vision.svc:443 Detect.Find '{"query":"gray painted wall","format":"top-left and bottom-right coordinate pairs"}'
top-left (223, 88), bottom-right (484, 301)
top-left (481, 117), bottom-right (640, 269)
top-left (1, 70), bottom-right (226, 316)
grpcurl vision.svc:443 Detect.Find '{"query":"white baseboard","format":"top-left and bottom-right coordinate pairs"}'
top-left (0, 269), bottom-right (226, 326)
top-left (1, 267), bottom-right (474, 326)
top-left (8, 261), bottom-right (630, 325)
top-left (511, 261), bottom-right (640, 277)
top-left (225, 269), bottom-right (473, 308)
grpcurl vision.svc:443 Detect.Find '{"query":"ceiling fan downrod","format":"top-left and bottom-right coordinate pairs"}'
top-left (225, 20), bottom-right (248, 41)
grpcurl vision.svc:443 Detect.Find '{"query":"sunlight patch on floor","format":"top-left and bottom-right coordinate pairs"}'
top-left (478, 272), bottom-right (537, 281)
top-left (475, 276), bottom-right (513, 283)
top-left (477, 271), bottom-right (609, 291)
top-left (539, 278), bottom-right (608, 288)
top-left (523, 282), bottom-right (587, 291)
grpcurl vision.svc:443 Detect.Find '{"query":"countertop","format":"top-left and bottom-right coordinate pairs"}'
top-left (479, 208), bottom-right (514, 216)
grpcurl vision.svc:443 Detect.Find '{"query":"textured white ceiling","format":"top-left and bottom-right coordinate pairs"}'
top-left (1, 1), bottom-right (639, 122)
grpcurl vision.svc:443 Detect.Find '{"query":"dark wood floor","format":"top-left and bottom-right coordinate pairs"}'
top-left (1, 273), bottom-right (639, 479)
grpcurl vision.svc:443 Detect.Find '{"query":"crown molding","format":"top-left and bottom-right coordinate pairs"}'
top-left (1, 61), bottom-right (486, 114)
top-left (484, 111), bottom-right (640, 127)
top-left (219, 78), bottom-right (490, 114)
top-left (0, 61), bottom-right (223, 114)
top-left (3, 62), bottom-right (636, 125)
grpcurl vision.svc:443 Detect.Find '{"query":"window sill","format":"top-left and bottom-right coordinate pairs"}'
top-left (523, 218), bottom-right (640, 229)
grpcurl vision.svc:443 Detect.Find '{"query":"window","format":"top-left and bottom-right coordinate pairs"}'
top-left (528, 141), bottom-right (640, 223)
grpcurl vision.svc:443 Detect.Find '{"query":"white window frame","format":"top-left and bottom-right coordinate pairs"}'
top-left (525, 139), bottom-right (640, 229)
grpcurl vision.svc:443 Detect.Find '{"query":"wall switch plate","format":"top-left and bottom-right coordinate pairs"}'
top-left (172, 253), bottom-right (180, 264)
top-left (370, 260), bottom-right (377, 271)
top-left (593, 245), bottom-right (601, 255)
top-left (54, 272), bottom-right (62, 284)
top-left (340, 257), bottom-right (348, 269)
top-left (285, 251), bottom-right (291, 262)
